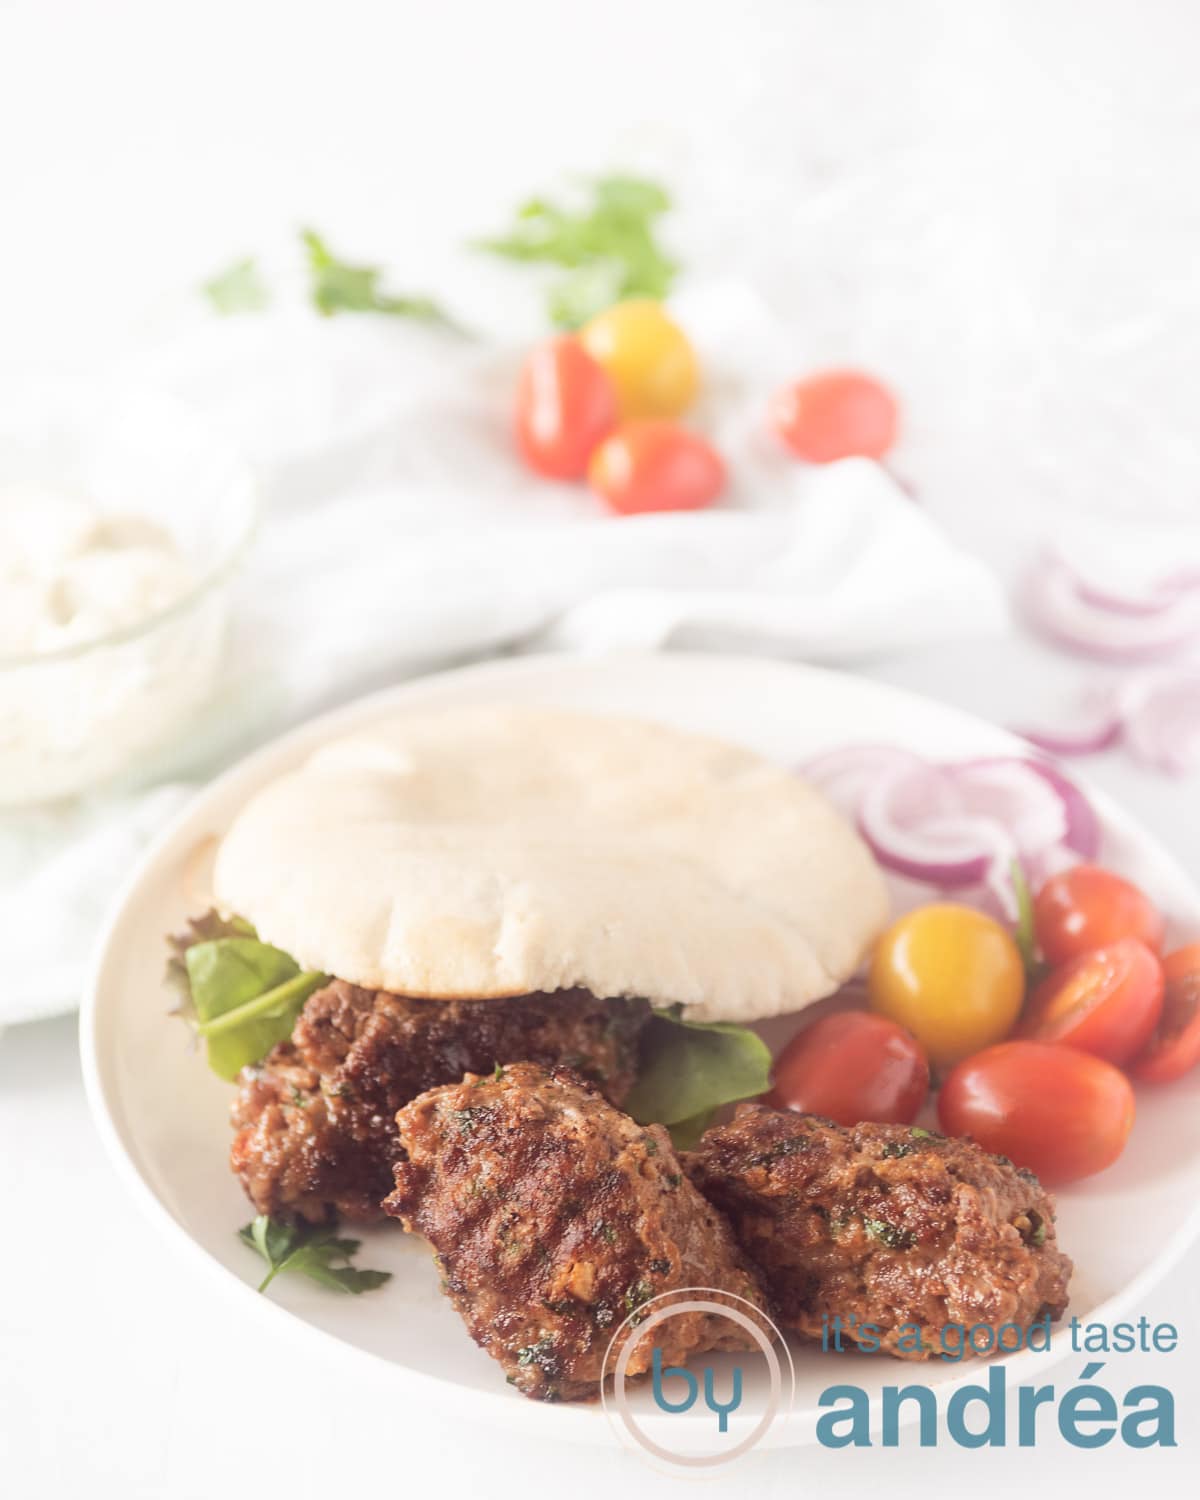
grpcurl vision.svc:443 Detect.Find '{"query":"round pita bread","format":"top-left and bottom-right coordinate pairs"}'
top-left (212, 707), bottom-right (888, 1023)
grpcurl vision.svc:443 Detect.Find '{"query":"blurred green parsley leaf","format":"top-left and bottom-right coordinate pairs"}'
top-left (203, 257), bottom-right (270, 314)
top-left (474, 174), bottom-right (679, 328)
top-left (239, 1215), bottom-right (391, 1295)
top-left (300, 227), bottom-right (458, 327)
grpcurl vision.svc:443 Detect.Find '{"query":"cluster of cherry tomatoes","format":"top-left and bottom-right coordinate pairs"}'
top-left (513, 297), bottom-right (899, 513)
top-left (767, 864), bottom-right (1200, 1186)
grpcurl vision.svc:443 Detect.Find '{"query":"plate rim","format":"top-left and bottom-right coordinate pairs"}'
top-left (79, 649), bottom-right (1200, 1449)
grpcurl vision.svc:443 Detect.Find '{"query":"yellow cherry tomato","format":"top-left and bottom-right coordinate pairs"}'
top-left (578, 299), bottom-right (700, 420)
top-left (868, 904), bottom-right (1025, 1067)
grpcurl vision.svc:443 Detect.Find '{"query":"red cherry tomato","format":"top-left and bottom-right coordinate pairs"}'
top-left (588, 420), bottom-right (725, 515)
top-left (766, 1011), bottom-right (930, 1126)
top-left (1132, 943), bottom-right (1200, 1083)
top-left (1033, 864), bottom-right (1165, 965)
top-left (939, 1040), bottom-right (1135, 1185)
top-left (770, 370), bottom-right (899, 463)
top-left (514, 337), bottom-right (618, 479)
top-left (1020, 938), bottom-right (1165, 1064)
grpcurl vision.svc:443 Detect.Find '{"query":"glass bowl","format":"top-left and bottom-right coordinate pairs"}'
top-left (0, 380), bottom-right (257, 806)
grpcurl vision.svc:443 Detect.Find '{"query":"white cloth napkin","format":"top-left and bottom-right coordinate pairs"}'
top-left (1, 282), bottom-right (1007, 1023)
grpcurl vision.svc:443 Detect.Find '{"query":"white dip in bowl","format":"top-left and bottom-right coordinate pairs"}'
top-left (0, 382), bottom-right (256, 805)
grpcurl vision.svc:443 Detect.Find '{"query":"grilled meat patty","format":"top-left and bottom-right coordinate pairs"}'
top-left (684, 1104), bottom-right (1072, 1360)
top-left (231, 982), bottom-right (648, 1224)
top-left (382, 1063), bottom-right (772, 1402)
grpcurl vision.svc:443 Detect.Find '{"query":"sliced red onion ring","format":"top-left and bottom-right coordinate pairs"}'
top-left (1017, 674), bottom-right (1200, 780)
top-left (1015, 715), bottom-right (1124, 758)
top-left (1023, 759), bottom-right (1103, 859)
top-left (859, 801), bottom-right (1013, 888)
top-left (856, 759), bottom-right (1054, 889)
top-left (800, 744), bottom-right (924, 819)
top-left (951, 758), bottom-right (1069, 855)
top-left (1074, 574), bottom-right (1196, 618)
top-left (803, 743), bottom-right (1102, 907)
top-left (1023, 553), bottom-right (1200, 662)
top-left (1117, 671), bottom-right (1200, 776)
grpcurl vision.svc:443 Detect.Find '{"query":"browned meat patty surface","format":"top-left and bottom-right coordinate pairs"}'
top-left (684, 1105), bottom-right (1072, 1360)
top-left (382, 1063), bottom-right (772, 1402)
top-left (231, 982), bottom-right (648, 1224)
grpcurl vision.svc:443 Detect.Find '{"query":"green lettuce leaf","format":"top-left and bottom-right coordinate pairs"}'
top-left (165, 909), bottom-right (257, 1004)
top-left (658, 1108), bottom-right (720, 1152)
top-left (624, 1009), bottom-right (772, 1149)
top-left (174, 922), bottom-right (326, 1081)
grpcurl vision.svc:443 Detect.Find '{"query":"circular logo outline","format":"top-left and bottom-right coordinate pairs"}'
top-left (599, 1288), bottom-right (795, 1468)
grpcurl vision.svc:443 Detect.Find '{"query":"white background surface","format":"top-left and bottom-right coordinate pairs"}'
top-left (1, 0), bottom-right (1198, 1495)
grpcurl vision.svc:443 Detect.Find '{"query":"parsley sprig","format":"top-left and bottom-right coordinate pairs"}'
top-left (300, 228), bottom-right (458, 327)
top-left (238, 1215), bottom-right (391, 1296)
top-left (201, 229), bottom-right (460, 328)
top-left (475, 174), bottom-right (678, 328)
top-left (203, 257), bottom-right (270, 314)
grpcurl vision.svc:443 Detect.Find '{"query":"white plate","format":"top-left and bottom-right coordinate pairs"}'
top-left (82, 652), bottom-right (1200, 1452)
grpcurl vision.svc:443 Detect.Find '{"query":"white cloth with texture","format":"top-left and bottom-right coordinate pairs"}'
top-left (0, 283), bottom-right (1007, 1023)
